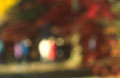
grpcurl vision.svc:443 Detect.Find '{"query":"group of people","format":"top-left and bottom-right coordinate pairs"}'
top-left (14, 38), bottom-right (32, 61)
top-left (0, 37), bottom-right (57, 63)
top-left (0, 38), bottom-right (32, 62)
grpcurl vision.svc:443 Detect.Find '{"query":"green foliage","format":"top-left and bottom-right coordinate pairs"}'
top-left (15, 4), bottom-right (49, 21)
top-left (111, 2), bottom-right (120, 15)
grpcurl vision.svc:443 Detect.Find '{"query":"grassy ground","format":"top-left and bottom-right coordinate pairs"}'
top-left (0, 61), bottom-right (93, 78)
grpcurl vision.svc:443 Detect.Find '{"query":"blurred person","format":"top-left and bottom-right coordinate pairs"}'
top-left (20, 38), bottom-right (32, 61)
top-left (38, 37), bottom-right (56, 62)
top-left (82, 36), bottom-right (97, 65)
top-left (38, 39), bottom-right (50, 61)
top-left (14, 42), bottom-right (22, 61)
top-left (88, 36), bottom-right (97, 51)
top-left (0, 38), bottom-right (5, 63)
top-left (55, 37), bottom-right (71, 61)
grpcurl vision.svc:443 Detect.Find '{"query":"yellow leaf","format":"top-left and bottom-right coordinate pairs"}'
top-left (0, 0), bottom-right (20, 19)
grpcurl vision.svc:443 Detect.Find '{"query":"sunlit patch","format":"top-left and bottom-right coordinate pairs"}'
top-left (104, 26), bottom-right (118, 35)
